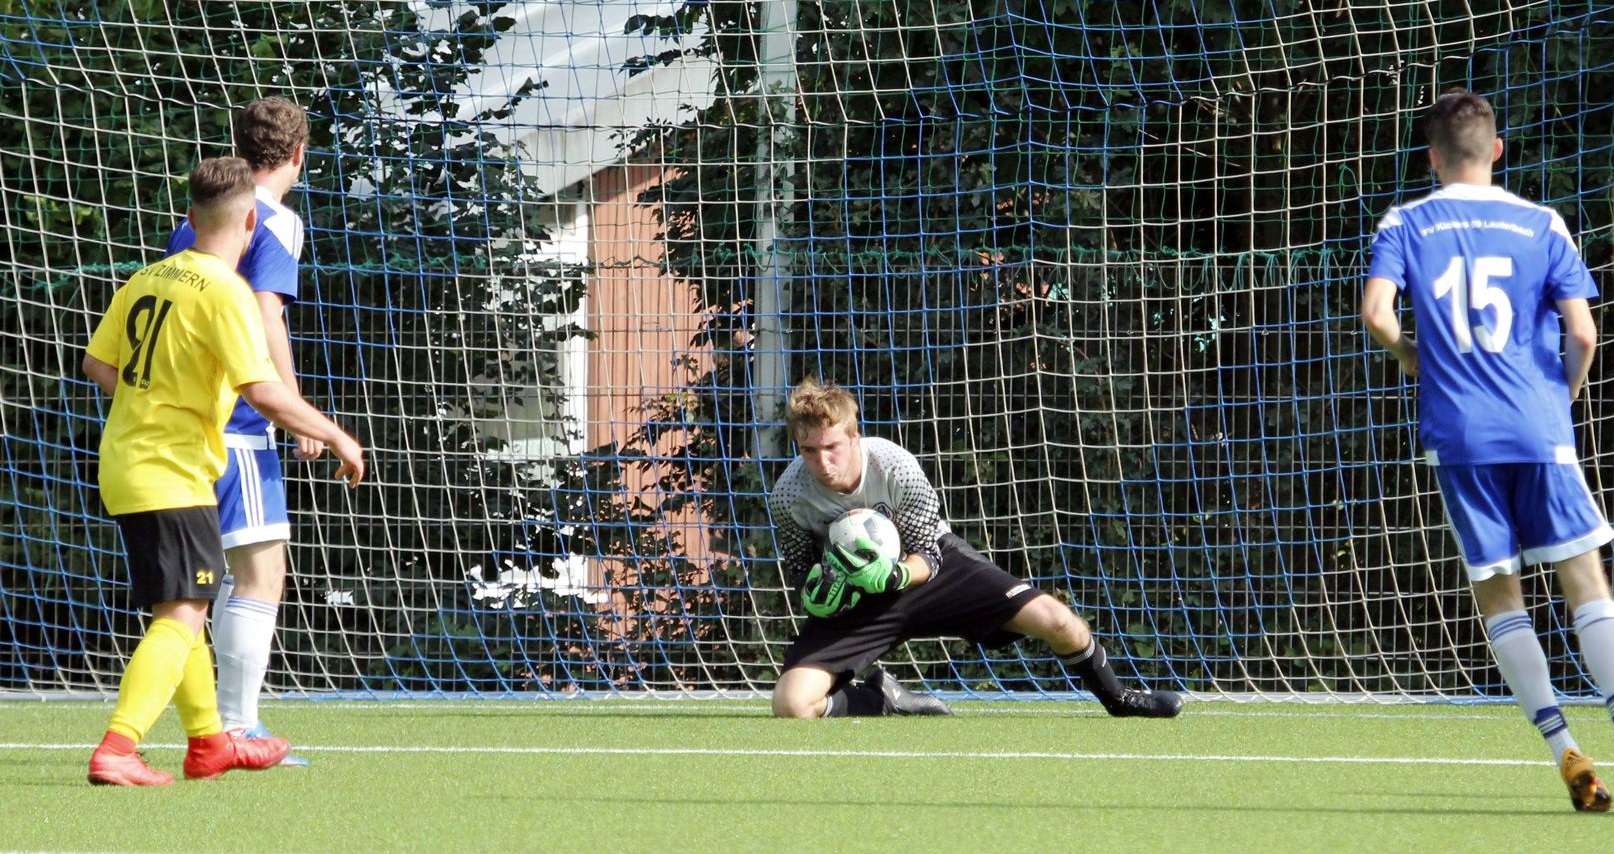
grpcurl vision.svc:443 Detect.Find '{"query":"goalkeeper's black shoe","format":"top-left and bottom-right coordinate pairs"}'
top-left (1099, 687), bottom-right (1184, 719)
top-left (865, 667), bottom-right (953, 716)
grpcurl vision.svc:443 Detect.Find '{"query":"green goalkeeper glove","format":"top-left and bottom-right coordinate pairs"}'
top-left (800, 562), bottom-right (862, 618)
top-left (824, 544), bottom-right (911, 596)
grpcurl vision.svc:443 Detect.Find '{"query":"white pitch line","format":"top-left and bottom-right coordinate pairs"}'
top-left (0, 701), bottom-right (1530, 720)
top-left (0, 742), bottom-right (1548, 766)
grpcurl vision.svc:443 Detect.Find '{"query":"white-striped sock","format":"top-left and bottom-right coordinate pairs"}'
top-left (1572, 598), bottom-right (1614, 724)
top-left (1487, 610), bottom-right (1578, 763)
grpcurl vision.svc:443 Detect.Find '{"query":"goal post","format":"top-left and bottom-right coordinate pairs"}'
top-left (2, 1), bottom-right (1611, 701)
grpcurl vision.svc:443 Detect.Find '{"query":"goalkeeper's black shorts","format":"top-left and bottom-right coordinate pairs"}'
top-left (781, 532), bottom-right (1048, 683)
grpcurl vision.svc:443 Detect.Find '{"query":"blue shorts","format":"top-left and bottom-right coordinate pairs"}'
top-left (1433, 461), bottom-right (1612, 582)
top-left (216, 433), bottom-right (290, 550)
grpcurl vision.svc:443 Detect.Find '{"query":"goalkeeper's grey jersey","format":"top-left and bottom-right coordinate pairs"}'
top-left (769, 436), bottom-right (950, 584)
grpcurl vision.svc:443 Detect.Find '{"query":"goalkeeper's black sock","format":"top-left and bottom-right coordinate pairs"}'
top-left (1061, 639), bottom-right (1125, 705)
top-left (822, 682), bottom-right (885, 717)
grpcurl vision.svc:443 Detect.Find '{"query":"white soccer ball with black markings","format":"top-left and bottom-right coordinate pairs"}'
top-left (827, 508), bottom-right (902, 563)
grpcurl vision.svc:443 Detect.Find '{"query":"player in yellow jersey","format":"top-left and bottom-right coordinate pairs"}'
top-left (82, 157), bottom-right (365, 787)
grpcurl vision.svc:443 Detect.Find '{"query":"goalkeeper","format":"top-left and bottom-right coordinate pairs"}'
top-left (768, 376), bottom-right (1184, 719)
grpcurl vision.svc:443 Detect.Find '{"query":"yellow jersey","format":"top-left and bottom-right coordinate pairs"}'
top-left (86, 249), bottom-right (280, 514)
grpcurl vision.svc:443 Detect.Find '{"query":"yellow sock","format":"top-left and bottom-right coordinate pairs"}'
top-left (106, 618), bottom-right (195, 744)
top-left (172, 626), bottom-right (223, 738)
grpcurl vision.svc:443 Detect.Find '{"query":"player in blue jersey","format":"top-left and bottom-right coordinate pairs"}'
top-left (1362, 89), bottom-right (1614, 812)
top-left (166, 97), bottom-right (321, 765)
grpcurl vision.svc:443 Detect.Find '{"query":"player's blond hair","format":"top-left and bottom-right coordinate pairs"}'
top-left (188, 157), bottom-right (256, 231)
top-left (1424, 89), bottom-right (1496, 167)
top-left (233, 96), bottom-right (308, 172)
top-left (785, 376), bottom-right (860, 439)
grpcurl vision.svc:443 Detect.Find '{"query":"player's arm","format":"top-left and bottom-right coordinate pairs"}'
top-left (831, 458), bottom-right (941, 595)
top-left (888, 456), bottom-right (943, 588)
top-left (1544, 212), bottom-right (1599, 402)
top-left (241, 212), bottom-right (325, 460)
top-left (1361, 276), bottom-right (1419, 378)
top-left (237, 381), bottom-right (364, 486)
top-left (82, 290), bottom-right (126, 396)
top-left (771, 500), bottom-right (819, 588)
top-left (82, 355), bottom-right (117, 396)
top-left (891, 539), bottom-right (934, 587)
top-left (1558, 297), bottom-right (1596, 401)
top-left (211, 280), bottom-right (361, 484)
top-left (256, 290), bottom-right (324, 460)
top-left (258, 292), bottom-right (299, 397)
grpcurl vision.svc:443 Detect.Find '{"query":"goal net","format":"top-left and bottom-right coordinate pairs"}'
top-left (3, 0), bottom-right (1611, 700)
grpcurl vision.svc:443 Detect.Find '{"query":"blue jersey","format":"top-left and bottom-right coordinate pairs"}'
top-left (1367, 184), bottom-right (1597, 464)
top-left (166, 185), bottom-right (303, 435)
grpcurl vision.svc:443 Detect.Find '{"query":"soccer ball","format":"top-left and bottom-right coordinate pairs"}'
top-left (827, 508), bottom-right (902, 562)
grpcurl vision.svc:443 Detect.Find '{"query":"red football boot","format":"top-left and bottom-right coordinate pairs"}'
top-left (183, 729), bottom-right (291, 780)
top-left (88, 732), bottom-right (174, 787)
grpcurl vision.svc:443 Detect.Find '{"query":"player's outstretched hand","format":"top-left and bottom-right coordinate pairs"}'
top-left (329, 433), bottom-right (365, 487)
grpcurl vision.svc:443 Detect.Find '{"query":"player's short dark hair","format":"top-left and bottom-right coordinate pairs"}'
top-left (188, 157), bottom-right (256, 228)
top-left (232, 96), bottom-right (308, 171)
top-left (786, 376), bottom-right (860, 439)
top-left (1424, 89), bottom-right (1496, 166)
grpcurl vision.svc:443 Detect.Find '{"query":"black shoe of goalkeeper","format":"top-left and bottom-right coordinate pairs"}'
top-left (1101, 687), bottom-right (1184, 719)
top-left (865, 667), bottom-right (953, 716)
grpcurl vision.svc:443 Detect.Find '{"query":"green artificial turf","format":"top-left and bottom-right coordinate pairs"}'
top-left (1, 699), bottom-right (1608, 853)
